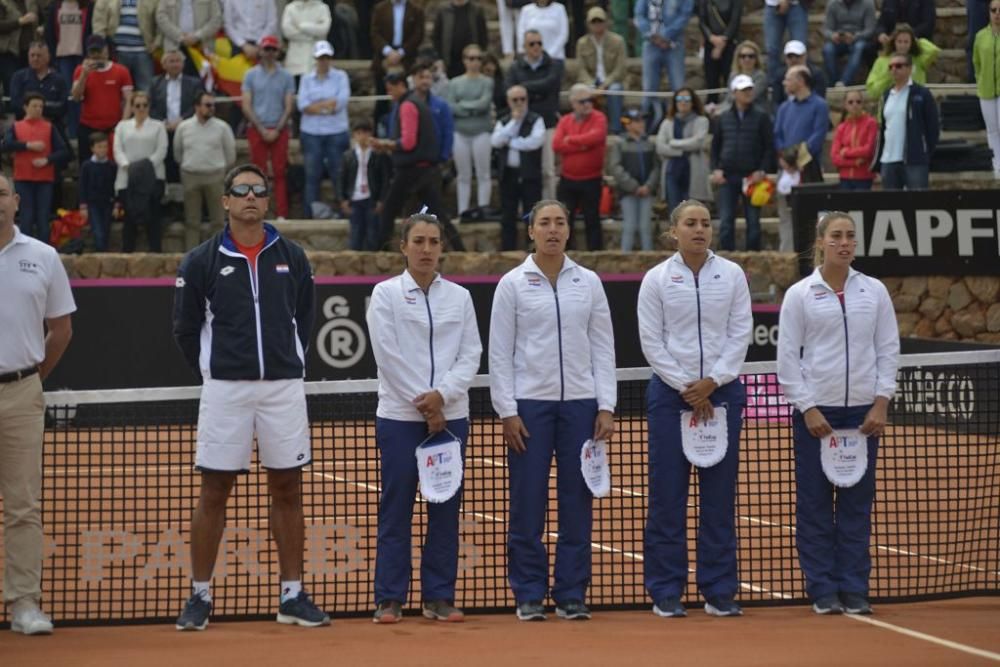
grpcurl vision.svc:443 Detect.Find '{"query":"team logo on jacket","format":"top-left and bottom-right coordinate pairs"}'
top-left (404, 294), bottom-right (417, 304)
top-left (572, 277), bottom-right (580, 283)
top-left (527, 277), bottom-right (541, 287)
top-left (714, 274), bottom-right (720, 279)
top-left (220, 266), bottom-right (235, 276)
top-left (175, 277), bottom-right (185, 288)
top-left (670, 275), bottom-right (684, 284)
top-left (813, 290), bottom-right (827, 300)
top-left (275, 264), bottom-right (289, 273)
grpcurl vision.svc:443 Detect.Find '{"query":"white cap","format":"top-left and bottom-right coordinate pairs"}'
top-left (730, 74), bottom-right (755, 91)
top-left (784, 40), bottom-right (807, 56)
top-left (313, 40), bottom-right (334, 58)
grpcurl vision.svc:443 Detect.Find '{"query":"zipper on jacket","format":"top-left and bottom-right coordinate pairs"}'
top-left (246, 255), bottom-right (265, 380)
top-left (423, 290), bottom-right (435, 386)
top-left (694, 272), bottom-right (704, 377)
top-left (839, 293), bottom-right (849, 407)
top-left (552, 281), bottom-right (565, 401)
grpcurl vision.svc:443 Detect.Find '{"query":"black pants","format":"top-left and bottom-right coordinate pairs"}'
top-left (557, 176), bottom-right (603, 250)
top-left (122, 180), bottom-right (165, 252)
top-left (704, 41), bottom-right (736, 104)
top-left (500, 169), bottom-right (542, 251)
top-left (379, 164), bottom-right (465, 251)
top-left (561, 0), bottom-right (586, 57)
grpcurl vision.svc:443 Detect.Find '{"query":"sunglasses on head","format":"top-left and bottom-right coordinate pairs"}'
top-left (228, 183), bottom-right (269, 198)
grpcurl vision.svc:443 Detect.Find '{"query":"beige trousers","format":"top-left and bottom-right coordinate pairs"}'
top-left (0, 374), bottom-right (44, 605)
top-left (181, 169), bottom-right (226, 250)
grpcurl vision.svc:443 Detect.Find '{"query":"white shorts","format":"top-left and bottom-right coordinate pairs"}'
top-left (195, 378), bottom-right (310, 472)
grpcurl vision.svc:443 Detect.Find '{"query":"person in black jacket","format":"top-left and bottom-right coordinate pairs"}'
top-left (339, 118), bottom-right (392, 251)
top-left (504, 30), bottom-right (565, 199)
top-left (699, 0), bottom-right (743, 105)
top-left (710, 75), bottom-right (775, 251)
top-left (433, 0), bottom-right (489, 79)
top-left (172, 163), bottom-right (328, 633)
top-left (873, 53), bottom-right (939, 190)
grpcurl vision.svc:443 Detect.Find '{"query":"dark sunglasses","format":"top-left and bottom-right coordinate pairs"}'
top-left (508, 96), bottom-right (527, 102)
top-left (201, 102), bottom-right (215, 108)
top-left (575, 97), bottom-right (594, 105)
top-left (262, 46), bottom-right (278, 52)
top-left (739, 53), bottom-right (757, 59)
top-left (526, 40), bottom-right (542, 47)
top-left (992, 6), bottom-right (1000, 12)
top-left (132, 102), bottom-right (149, 108)
top-left (889, 62), bottom-right (910, 70)
top-left (845, 99), bottom-right (862, 105)
top-left (228, 183), bottom-right (269, 198)
top-left (465, 55), bottom-right (482, 61)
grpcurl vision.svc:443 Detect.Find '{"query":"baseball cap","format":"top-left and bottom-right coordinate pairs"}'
top-left (86, 34), bottom-right (106, 52)
top-left (784, 40), bottom-right (807, 56)
top-left (259, 35), bottom-right (280, 50)
top-left (383, 70), bottom-right (407, 85)
top-left (313, 40), bottom-right (334, 58)
top-left (587, 6), bottom-right (607, 22)
top-left (622, 107), bottom-right (644, 121)
top-left (730, 74), bottom-right (755, 91)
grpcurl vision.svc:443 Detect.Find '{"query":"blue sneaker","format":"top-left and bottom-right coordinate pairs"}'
top-left (840, 593), bottom-right (872, 615)
top-left (176, 594), bottom-right (212, 631)
top-left (704, 597), bottom-right (743, 617)
top-left (515, 600), bottom-right (546, 621)
top-left (812, 594), bottom-right (845, 615)
top-left (555, 600), bottom-right (591, 620)
top-left (652, 597), bottom-right (686, 618)
top-left (276, 591), bottom-right (330, 627)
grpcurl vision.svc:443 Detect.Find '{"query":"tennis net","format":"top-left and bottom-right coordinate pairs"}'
top-left (1, 349), bottom-right (997, 626)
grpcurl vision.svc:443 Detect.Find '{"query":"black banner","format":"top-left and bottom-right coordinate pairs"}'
top-left (48, 278), bottom-right (781, 391)
top-left (791, 189), bottom-right (1000, 278)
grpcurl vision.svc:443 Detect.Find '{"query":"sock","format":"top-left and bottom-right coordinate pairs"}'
top-left (281, 580), bottom-right (302, 603)
top-left (192, 581), bottom-right (212, 603)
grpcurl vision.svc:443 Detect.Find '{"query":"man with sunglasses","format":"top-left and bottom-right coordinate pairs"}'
top-left (173, 92), bottom-right (236, 249)
top-left (873, 53), bottom-right (938, 190)
top-left (173, 163), bottom-right (326, 632)
top-left (491, 84), bottom-right (545, 250)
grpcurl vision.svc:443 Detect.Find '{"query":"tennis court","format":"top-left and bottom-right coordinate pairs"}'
top-left (0, 352), bottom-right (997, 663)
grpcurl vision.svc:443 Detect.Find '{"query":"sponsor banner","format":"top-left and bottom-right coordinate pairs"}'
top-left (791, 189), bottom-right (999, 277)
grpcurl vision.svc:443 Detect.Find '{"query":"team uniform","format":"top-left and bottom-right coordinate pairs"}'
top-left (172, 223), bottom-right (315, 471)
top-left (366, 270), bottom-right (482, 611)
top-left (637, 251), bottom-right (752, 614)
top-left (489, 255), bottom-right (616, 613)
top-left (777, 267), bottom-right (899, 608)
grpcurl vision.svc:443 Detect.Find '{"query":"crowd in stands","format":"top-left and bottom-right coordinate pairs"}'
top-left (0, 0), bottom-right (997, 255)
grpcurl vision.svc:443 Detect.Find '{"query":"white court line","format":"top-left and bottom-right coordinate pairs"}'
top-left (845, 614), bottom-right (1000, 663)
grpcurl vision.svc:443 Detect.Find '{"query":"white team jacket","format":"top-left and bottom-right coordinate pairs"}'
top-left (367, 271), bottom-right (483, 421)
top-left (489, 255), bottom-right (617, 419)
top-left (637, 251), bottom-right (753, 392)
top-left (777, 267), bottom-right (899, 413)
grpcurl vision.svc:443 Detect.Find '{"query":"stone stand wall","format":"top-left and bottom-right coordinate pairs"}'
top-left (885, 276), bottom-right (1000, 345)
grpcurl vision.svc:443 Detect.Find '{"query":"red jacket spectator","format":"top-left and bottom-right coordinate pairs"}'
top-left (552, 108), bottom-right (608, 180)
top-left (831, 111), bottom-right (878, 181)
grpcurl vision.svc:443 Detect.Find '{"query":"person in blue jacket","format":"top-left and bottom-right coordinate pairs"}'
top-left (774, 65), bottom-right (829, 182)
top-left (635, 0), bottom-right (694, 129)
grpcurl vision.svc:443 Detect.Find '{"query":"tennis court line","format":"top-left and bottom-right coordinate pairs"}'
top-left (845, 614), bottom-right (1000, 662)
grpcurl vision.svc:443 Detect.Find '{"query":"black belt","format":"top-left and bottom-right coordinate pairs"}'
top-left (0, 366), bottom-right (39, 383)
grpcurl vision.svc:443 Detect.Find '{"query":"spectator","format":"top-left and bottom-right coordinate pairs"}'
top-left (155, 0), bottom-right (223, 60)
top-left (970, 0), bottom-right (992, 82)
top-left (822, 0), bottom-right (876, 87)
top-left (9, 42), bottom-right (69, 129)
top-left (715, 40), bottom-right (769, 117)
top-left (410, 47), bottom-right (451, 99)
top-left (874, 53), bottom-right (939, 190)
top-left (774, 146), bottom-right (800, 252)
top-left (46, 0), bottom-right (94, 137)
top-left (763, 0), bottom-right (809, 90)
top-left (699, 0), bottom-right (743, 105)
top-left (410, 60), bottom-right (455, 168)
top-left (92, 0), bottom-right (159, 92)
top-left (71, 34), bottom-right (133, 165)
top-left (635, 0), bottom-right (694, 129)
top-left (575, 6), bottom-right (627, 134)
top-left (517, 0), bottom-right (569, 60)
top-left (875, 0), bottom-right (935, 48)
top-left (497, 0), bottom-right (530, 57)
top-left (339, 118), bottom-right (392, 251)
top-left (610, 107), bottom-right (660, 252)
top-left (433, 0), bottom-right (488, 80)
top-left (113, 89), bottom-right (168, 251)
top-left (2, 93), bottom-right (70, 242)
top-left (297, 40), bottom-right (350, 218)
top-left (242, 34), bottom-right (296, 220)
top-left (150, 50), bottom-right (203, 186)
top-left (447, 44), bottom-right (494, 221)
top-left (79, 131), bottom-right (116, 251)
top-left (505, 29), bottom-right (564, 199)
top-left (174, 92), bottom-right (237, 249)
top-left (482, 50), bottom-right (508, 116)
top-left (865, 24), bottom-right (940, 99)
top-left (656, 87), bottom-right (711, 215)
top-left (830, 89), bottom-right (878, 190)
top-left (771, 40), bottom-right (828, 109)
top-left (973, 0), bottom-right (1000, 178)
top-left (323, 0), bottom-right (363, 60)
top-left (370, 0), bottom-right (425, 126)
top-left (775, 65), bottom-right (828, 184)
top-left (221, 0), bottom-right (278, 60)
top-left (281, 0), bottom-right (332, 79)
top-left (491, 84), bottom-right (545, 250)
top-left (710, 74), bottom-right (774, 251)
top-left (552, 83), bottom-right (608, 250)
top-left (0, 1), bottom-right (39, 96)
top-left (564, 0), bottom-right (586, 57)
top-left (373, 72), bottom-right (465, 251)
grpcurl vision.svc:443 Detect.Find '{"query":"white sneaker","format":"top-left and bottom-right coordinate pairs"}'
top-left (10, 599), bottom-right (54, 635)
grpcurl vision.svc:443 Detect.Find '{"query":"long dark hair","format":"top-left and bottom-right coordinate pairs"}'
top-left (882, 23), bottom-right (923, 57)
top-left (667, 87), bottom-right (705, 119)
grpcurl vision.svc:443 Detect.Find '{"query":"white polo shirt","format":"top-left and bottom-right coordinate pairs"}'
top-left (489, 255), bottom-right (617, 419)
top-left (366, 270), bottom-right (483, 421)
top-left (0, 227), bottom-right (76, 374)
top-left (777, 267), bottom-right (899, 413)
top-left (637, 251), bottom-right (753, 392)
